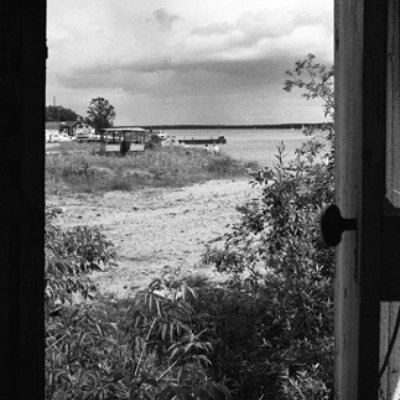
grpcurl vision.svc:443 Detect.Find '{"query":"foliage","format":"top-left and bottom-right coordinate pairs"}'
top-left (284, 53), bottom-right (334, 142)
top-left (46, 105), bottom-right (81, 122)
top-left (45, 208), bottom-right (120, 399)
top-left (201, 140), bottom-right (335, 399)
top-left (45, 207), bottom-right (117, 318)
top-left (86, 97), bottom-right (116, 133)
top-left (199, 54), bottom-right (336, 398)
top-left (45, 211), bottom-right (230, 399)
top-left (46, 303), bottom-right (130, 400)
top-left (284, 54), bottom-right (334, 118)
top-left (121, 279), bottom-right (230, 400)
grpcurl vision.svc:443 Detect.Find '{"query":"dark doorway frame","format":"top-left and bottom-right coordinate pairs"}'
top-left (2, 1), bottom-right (400, 399)
top-left (0, 1), bottom-right (46, 398)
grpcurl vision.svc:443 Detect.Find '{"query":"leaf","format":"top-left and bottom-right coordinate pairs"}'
top-left (161, 323), bottom-right (168, 341)
top-left (96, 323), bottom-right (105, 338)
top-left (169, 345), bottom-right (180, 361)
top-left (187, 286), bottom-right (198, 302)
top-left (156, 298), bottom-right (163, 317)
top-left (181, 284), bottom-right (187, 303)
top-left (197, 354), bottom-right (212, 366)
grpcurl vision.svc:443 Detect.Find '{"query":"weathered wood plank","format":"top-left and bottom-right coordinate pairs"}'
top-left (379, 1), bottom-right (400, 399)
top-left (334, 2), bottom-right (364, 398)
top-left (335, 0), bottom-right (388, 398)
top-left (386, 0), bottom-right (400, 208)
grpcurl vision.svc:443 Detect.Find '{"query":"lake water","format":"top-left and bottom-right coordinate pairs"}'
top-left (166, 128), bottom-right (326, 167)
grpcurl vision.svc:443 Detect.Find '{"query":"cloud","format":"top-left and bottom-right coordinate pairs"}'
top-left (46, 0), bottom-right (333, 124)
top-left (57, 52), bottom-right (309, 106)
top-left (48, 1), bottom-right (332, 69)
top-left (55, 17), bottom-right (332, 97)
top-left (153, 8), bottom-right (180, 31)
top-left (184, 6), bottom-right (333, 63)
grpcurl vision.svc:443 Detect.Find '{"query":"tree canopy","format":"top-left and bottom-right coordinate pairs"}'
top-left (46, 105), bottom-right (81, 122)
top-left (86, 97), bottom-right (116, 133)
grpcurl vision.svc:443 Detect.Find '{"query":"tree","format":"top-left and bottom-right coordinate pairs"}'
top-left (86, 97), bottom-right (116, 133)
top-left (283, 53), bottom-right (334, 142)
top-left (46, 105), bottom-right (80, 122)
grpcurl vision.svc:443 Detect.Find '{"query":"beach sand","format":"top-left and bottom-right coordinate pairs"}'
top-left (47, 178), bottom-right (256, 297)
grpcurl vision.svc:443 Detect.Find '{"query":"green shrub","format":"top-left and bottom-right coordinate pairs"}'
top-left (201, 140), bottom-right (335, 399)
top-left (45, 208), bottom-right (117, 316)
top-left (45, 211), bottom-right (230, 400)
top-left (198, 55), bottom-right (335, 399)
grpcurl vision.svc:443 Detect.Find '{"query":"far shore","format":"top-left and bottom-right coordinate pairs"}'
top-left (123, 122), bottom-right (325, 130)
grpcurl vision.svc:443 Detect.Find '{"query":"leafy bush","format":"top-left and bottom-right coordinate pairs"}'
top-left (201, 139), bottom-right (335, 399)
top-left (199, 56), bottom-right (335, 399)
top-left (45, 207), bottom-right (117, 316)
top-left (45, 208), bottom-right (122, 399)
top-left (121, 279), bottom-right (230, 400)
top-left (45, 211), bottom-right (230, 400)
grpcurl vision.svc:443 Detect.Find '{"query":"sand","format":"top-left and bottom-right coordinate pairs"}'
top-left (47, 178), bottom-right (257, 297)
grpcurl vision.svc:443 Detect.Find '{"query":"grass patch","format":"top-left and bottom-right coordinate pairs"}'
top-left (46, 142), bottom-right (256, 194)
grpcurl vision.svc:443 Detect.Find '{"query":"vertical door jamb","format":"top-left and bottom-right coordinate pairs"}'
top-left (335, 0), bottom-right (387, 398)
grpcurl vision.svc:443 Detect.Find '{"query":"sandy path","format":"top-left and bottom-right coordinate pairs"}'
top-left (47, 179), bottom-right (256, 297)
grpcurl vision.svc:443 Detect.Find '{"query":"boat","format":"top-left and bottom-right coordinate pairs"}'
top-left (152, 130), bottom-right (167, 140)
top-left (176, 135), bottom-right (227, 145)
top-left (46, 131), bottom-right (75, 143)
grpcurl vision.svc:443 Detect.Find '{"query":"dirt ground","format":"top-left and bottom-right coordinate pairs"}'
top-left (47, 178), bottom-right (257, 297)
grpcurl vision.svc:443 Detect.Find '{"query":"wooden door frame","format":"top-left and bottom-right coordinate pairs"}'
top-left (0, 1), bottom-right (397, 399)
top-left (335, 0), bottom-right (389, 399)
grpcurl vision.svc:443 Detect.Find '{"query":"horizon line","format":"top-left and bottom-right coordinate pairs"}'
top-left (116, 122), bottom-right (329, 130)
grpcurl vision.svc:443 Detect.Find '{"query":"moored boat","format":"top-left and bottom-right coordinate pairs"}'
top-left (152, 130), bottom-right (167, 140)
top-left (176, 135), bottom-right (226, 145)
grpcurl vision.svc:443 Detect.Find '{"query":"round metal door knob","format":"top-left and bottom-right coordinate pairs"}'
top-left (320, 204), bottom-right (357, 247)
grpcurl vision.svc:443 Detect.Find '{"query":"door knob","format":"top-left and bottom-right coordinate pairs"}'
top-left (320, 204), bottom-right (357, 246)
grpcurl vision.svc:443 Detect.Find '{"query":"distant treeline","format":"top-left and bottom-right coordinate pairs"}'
top-left (141, 123), bottom-right (325, 130)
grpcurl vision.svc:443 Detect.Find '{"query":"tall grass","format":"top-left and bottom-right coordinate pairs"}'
top-left (46, 143), bottom-right (255, 194)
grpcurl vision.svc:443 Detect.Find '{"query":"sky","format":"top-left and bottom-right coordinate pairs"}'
top-left (46, 0), bottom-right (334, 125)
